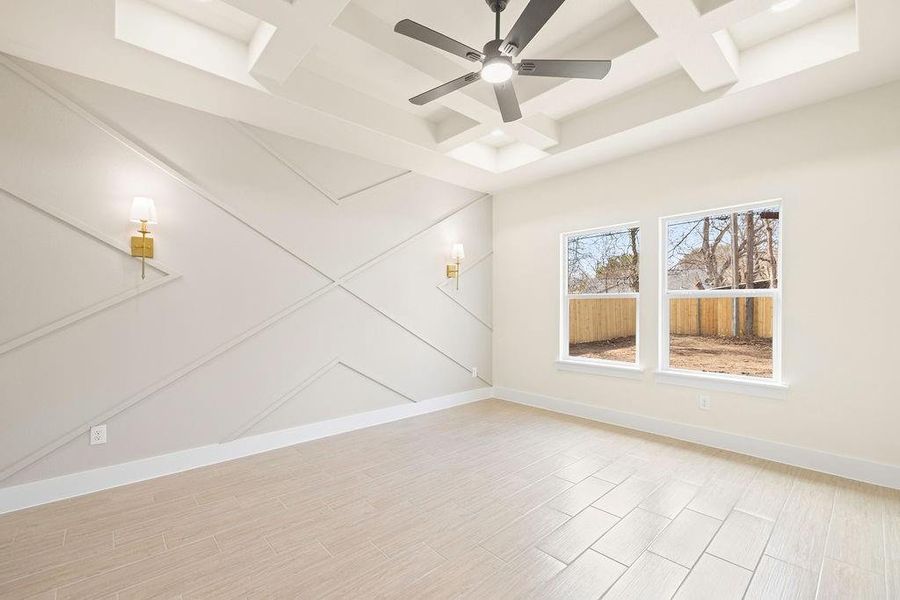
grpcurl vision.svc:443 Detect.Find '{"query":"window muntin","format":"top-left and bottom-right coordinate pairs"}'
top-left (661, 203), bottom-right (782, 382)
top-left (562, 225), bottom-right (640, 367)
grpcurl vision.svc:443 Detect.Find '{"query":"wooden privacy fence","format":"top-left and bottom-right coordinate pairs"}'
top-left (668, 297), bottom-right (773, 338)
top-left (569, 298), bottom-right (636, 344)
top-left (568, 296), bottom-right (773, 343)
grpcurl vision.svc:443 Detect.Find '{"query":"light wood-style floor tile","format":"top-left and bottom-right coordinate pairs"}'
top-left (673, 553), bottom-right (752, 600)
top-left (321, 542), bottom-right (444, 599)
top-left (594, 461), bottom-right (637, 485)
top-left (480, 505), bottom-right (570, 562)
top-left (593, 476), bottom-right (660, 517)
top-left (707, 509), bottom-right (774, 570)
top-left (649, 509), bottom-right (722, 568)
top-left (527, 549), bottom-right (625, 600)
top-left (386, 546), bottom-right (503, 600)
top-left (825, 481), bottom-right (885, 574)
top-left (735, 463), bottom-right (795, 521)
top-left (765, 474), bottom-right (836, 572)
top-left (744, 555), bottom-right (818, 600)
top-left (461, 547), bottom-right (565, 600)
top-left (603, 551), bottom-right (689, 600)
top-left (818, 558), bottom-right (886, 600)
top-left (554, 454), bottom-right (610, 483)
top-left (547, 475), bottom-right (615, 516)
top-left (538, 507), bottom-right (619, 564)
top-left (639, 479), bottom-right (699, 519)
top-left (687, 478), bottom-right (746, 521)
top-left (592, 508), bottom-right (671, 566)
top-left (57, 537), bottom-right (220, 600)
top-left (0, 400), bottom-right (893, 600)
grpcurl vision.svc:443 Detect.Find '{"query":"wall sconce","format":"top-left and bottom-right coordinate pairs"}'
top-left (129, 196), bottom-right (157, 280)
top-left (446, 243), bottom-right (465, 290)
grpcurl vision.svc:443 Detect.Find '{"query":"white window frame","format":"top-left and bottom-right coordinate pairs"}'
top-left (657, 200), bottom-right (786, 393)
top-left (558, 222), bottom-right (642, 377)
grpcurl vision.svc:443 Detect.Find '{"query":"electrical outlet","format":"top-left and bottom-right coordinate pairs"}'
top-left (471, 367), bottom-right (478, 378)
top-left (698, 395), bottom-right (711, 411)
top-left (90, 424), bottom-right (107, 445)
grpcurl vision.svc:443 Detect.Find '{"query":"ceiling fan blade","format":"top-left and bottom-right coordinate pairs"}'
top-left (394, 19), bottom-right (484, 62)
top-left (493, 81), bottom-right (522, 123)
top-left (410, 72), bottom-right (481, 105)
top-left (517, 59), bottom-right (612, 79)
top-left (501, 0), bottom-right (566, 57)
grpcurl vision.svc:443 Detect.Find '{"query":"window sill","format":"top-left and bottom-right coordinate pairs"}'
top-left (556, 359), bottom-right (645, 380)
top-left (654, 369), bottom-right (789, 398)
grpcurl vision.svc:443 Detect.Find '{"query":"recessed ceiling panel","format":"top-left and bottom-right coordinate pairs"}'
top-left (145, 0), bottom-right (262, 43)
top-left (729, 0), bottom-right (854, 50)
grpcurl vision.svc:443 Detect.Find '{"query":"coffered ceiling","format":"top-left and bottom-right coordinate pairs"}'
top-left (0, 0), bottom-right (898, 191)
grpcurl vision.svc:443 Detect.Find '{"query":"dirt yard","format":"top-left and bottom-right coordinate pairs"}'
top-left (569, 334), bottom-right (772, 377)
top-left (568, 337), bottom-right (637, 364)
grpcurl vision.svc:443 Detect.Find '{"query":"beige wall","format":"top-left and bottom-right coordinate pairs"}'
top-left (493, 81), bottom-right (900, 467)
top-left (0, 57), bottom-right (491, 488)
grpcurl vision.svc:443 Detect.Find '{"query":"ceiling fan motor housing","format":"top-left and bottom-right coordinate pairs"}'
top-left (483, 39), bottom-right (504, 58)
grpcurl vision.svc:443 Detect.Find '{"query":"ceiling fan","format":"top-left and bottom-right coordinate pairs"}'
top-left (394, 0), bottom-right (612, 123)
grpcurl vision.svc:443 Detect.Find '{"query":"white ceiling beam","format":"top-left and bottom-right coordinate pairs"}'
top-left (218, 0), bottom-right (291, 26)
top-left (630, 0), bottom-right (740, 92)
top-left (249, 0), bottom-right (352, 84)
top-left (437, 123), bottom-right (494, 153)
top-left (507, 115), bottom-right (559, 151)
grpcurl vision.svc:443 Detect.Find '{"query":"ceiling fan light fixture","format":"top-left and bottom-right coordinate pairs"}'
top-left (395, 0), bottom-right (612, 122)
top-left (481, 58), bottom-right (513, 83)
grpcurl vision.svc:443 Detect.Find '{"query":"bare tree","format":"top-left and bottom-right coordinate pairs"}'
top-left (744, 210), bottom-right (756, 337)
top-left (629, 227), bottom-right (639, 293)
top-left (764, 217), bottom-right (777, 288)
top-left (731, 213), bottom-right (740, 336)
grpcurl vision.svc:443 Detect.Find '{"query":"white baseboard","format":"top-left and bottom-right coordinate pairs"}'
top-left (494, 386), bottom-right (900, 490)
top-left (4, 384), bottom-right (896, 515)
top-left (0, 387), bottom-right (492, 515)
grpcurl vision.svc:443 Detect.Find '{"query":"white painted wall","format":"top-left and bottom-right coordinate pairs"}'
top-left (0, 57), bottom-right (491, 488)
top-left (493, 81), bottom-right (900, 468)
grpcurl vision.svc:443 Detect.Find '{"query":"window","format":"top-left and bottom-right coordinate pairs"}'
top-left (561, 224), bottom-right (640, 369)
top-left (661, 202), bottom-right (782, 383)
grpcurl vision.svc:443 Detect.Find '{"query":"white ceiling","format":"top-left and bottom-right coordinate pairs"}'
top-left (0, 0), bottom-right (898, 192)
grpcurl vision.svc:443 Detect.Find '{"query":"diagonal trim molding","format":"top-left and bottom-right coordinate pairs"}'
top-left (230, 121), bottom-right (341, 206)
top-left (231, 120), bottom-right (414, 205)
top-left (437, 252), bottom-right (493, 331)
top-left (339, 361), bottom-right (415, 403)
top-left (0, 56), bottom-right (335, 283)
top-left (0, 192), bottom-right (491, 483)
top-left (337, 171), bottom-right (414, 202)
top-left (225, 358), bottom-right (415, 442)
top-left (225, 358), bottom-right (341, 442)
top-left (0, 185), bottom-right (181, 357)
top-left (0, 282), bottom-right (339, 482)
top-left (0, 57), bottom-right (494, 483)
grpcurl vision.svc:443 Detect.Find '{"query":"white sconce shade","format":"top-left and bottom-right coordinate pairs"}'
top-left (451, 243), bottom-right (465, 260)
top-left (130, 196), bottom-right (158, 224)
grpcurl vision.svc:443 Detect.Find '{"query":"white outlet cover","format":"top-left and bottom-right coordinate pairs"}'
top-left (698, 395), bottom-right (711, 410)
top-left (90, 424), bottom-right (107, 445)
top-left (471, 367), bottom-right (478, 378)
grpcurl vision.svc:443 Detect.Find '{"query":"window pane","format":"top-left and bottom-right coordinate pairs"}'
top-left (666, 207), bottom-right (780, 291)
top-left (668, 296), bottom-right (773, 378)
top-left (568, 228), bottom-right (639, 294)
top-left (568, 298), bottom-right (637, 363)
